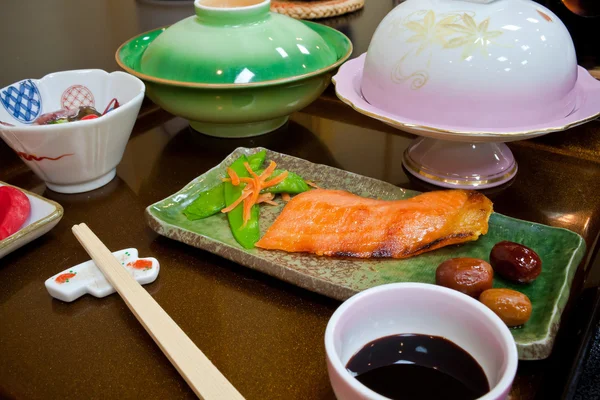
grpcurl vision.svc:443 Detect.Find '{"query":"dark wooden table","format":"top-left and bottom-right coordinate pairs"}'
top-left (1, 1), bottom-right (600, 399)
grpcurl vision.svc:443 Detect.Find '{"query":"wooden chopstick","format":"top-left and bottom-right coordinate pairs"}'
top-left (72, 223), bottom-right (245, 400)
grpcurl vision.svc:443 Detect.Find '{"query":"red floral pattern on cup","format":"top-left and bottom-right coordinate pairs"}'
top-left (61, 85), bottom-right (95, 110)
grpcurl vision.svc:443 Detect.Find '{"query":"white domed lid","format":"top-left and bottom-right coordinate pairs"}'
top-left (361, 0), bottom-right (578, 128)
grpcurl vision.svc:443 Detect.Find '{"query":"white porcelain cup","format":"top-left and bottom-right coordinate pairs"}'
top-left (325, 283), bottom-right (518, 400)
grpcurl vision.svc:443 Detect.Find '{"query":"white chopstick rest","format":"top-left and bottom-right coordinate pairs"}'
top-left (71, 223), bottom-right (245, 400)
top-left (45, 248), bottom-right (159, 302)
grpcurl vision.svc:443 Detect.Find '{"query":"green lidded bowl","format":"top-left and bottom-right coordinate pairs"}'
top-left (116, 0), bottom-right (352, 137)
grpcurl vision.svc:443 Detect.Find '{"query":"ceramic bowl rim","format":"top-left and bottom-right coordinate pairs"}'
top-left (0, 69), bottom-right (146, 133)
top-left (115, 22), bottom-right (353, 89)
top-left (332, 53), bottom-right (600, 139)
top-left (324, 282), bottom-right (519, 400)
top-left (194, 0), bottom-right (270, 11)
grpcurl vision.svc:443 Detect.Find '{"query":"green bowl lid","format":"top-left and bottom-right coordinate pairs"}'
top-left (117, 0), bottom-right (352, 87)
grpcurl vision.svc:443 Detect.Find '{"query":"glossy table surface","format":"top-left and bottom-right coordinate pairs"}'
top-left (1, 1), bottom-right (600, 399)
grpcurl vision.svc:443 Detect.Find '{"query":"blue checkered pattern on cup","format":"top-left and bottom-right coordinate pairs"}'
top-left (1, 79), bottom-right (42, 123)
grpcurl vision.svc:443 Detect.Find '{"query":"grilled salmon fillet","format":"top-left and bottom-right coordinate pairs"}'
top-left (256, 189), bottom-right (493, 259)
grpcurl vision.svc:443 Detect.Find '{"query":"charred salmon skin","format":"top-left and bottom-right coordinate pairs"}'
top-left (255, 189), bottom-right (493, 259)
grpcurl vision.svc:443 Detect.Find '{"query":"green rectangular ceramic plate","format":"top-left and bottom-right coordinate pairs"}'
top-left (146, 147), bottom-right (585, 360)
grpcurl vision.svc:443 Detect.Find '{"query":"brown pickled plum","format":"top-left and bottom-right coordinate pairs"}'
top-left (436, 258), bottom-right (493, 298)
top-left (480, 288), bottom-right (532, 327)
top-left (68, 106), bottom-right (101, 121)
top-left (490, 241), bottom-right (541, 283)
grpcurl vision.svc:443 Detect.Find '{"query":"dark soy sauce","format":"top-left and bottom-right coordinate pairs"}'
top-left (346, 334), bottom-right (489, 400)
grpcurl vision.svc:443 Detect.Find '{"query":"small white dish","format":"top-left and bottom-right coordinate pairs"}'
top-left (45, 248), bottom-right (159, 302)
top-left (0, 69), bottom-right (145, 194)
top-left (324, 283), bottom-right (518, 400)
top-left (0, 182), bottom-right (63, 259)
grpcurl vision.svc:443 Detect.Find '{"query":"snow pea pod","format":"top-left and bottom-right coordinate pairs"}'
top-left (248, 150), bottom-right (267, 170)
top-left (224, 155), bottom-right (260, 249)
top-left (183, 184), bottom-right (225, 220)
top-left (183, 150), bottom-right (267, 221)
top-left (257, 169), bottom-right (309, 194)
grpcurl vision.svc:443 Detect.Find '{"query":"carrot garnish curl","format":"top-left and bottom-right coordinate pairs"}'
top-left (244, 186), bottom-right (260, 227)
top-left (305, 180), bottom-right (320, 189)
top-left (244, 162), bottom-right (260, 179)
top-left (259, 161), bottom-right (277, 180)
top-left (262, 171), bottom-right (288, 189)
top-left (281, 193), bottom-right (291, 202)
top-left (221, 189), bottom-right (252, 213)
top-left (227, 167), bottom-right (240, 186)
top-left (257, 193), bottom-right (277, 206)
top-left (223, 160), bottom-right (287, 227)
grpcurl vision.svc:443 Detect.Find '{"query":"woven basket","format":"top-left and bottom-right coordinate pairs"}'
top-left (271, 0), bottom-right (365, 20)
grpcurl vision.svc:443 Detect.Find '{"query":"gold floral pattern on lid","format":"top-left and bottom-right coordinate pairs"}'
top-left (404, 10), bottom-right (457, 55)
top-left (391, 52), bottom-right (429, 89)
top-left (389, 10), bottom-right (506, 89)
top-left (443, 14), bottom-right (504, 59)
